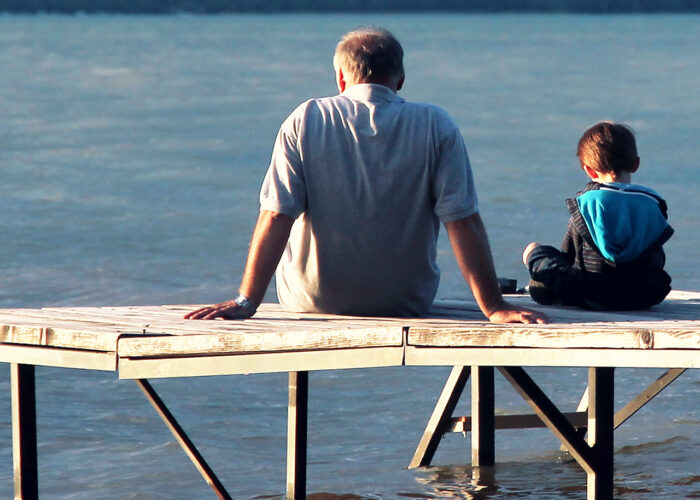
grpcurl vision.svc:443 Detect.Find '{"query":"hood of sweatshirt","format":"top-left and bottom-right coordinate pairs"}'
top-left (575, 182), bottom-right (672, 263)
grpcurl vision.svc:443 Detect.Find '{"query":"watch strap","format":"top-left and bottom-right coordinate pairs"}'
top-left (234, 293), bottom-right (256, 311)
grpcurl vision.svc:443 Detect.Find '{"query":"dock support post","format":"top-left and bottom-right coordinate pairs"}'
top-left (287, 371), bottom-right (308, 500)
top-left (587, 367), bottom-right (614, 500)
top-left (11, 363), bottom-right (39, 500)
top-left (408, 366), bottom-right (470, 468)
top-left (471, 366), bottom-right (495, 467)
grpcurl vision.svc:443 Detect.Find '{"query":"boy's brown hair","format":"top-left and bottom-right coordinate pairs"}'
top-left (577, 121), bottom-right (639, 175)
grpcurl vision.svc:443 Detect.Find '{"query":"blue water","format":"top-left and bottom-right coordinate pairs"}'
top-left (0, 13), bottom-right (698, 499)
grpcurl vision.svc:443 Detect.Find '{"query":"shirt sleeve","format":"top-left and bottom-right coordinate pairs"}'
top-left (560, 218), bottom-right (577, 260)
top-left (259, 105), bottom-right (307, 219)
top-left (431, 116), bottom-right (479, 223)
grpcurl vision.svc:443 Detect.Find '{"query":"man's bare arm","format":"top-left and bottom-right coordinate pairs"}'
top-left (445, 213), bottom-right (548, 324)
top-left (185, 210), bottom-right (294, 320)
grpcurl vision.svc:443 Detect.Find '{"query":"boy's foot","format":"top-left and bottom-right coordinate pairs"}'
top-left (523, 242), bottom-right (539, 265)
top-left (527, 279), bottom-right (555, 305)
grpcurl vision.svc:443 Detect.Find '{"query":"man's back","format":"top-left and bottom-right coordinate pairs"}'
top-left (186, 26), bottom-right (547, 325)
top-left (261, 84), bottom-right (478, 316)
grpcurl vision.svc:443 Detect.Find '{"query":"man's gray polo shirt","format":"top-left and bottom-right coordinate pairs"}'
top-left (260, 84), bottom-right (478, 316)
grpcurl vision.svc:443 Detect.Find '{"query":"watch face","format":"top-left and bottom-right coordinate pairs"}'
top-left (235, 295), bottom-right (252, 309)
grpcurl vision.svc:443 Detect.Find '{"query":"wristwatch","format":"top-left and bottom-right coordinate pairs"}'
top-left (234, 293), bottom-right (256, 312)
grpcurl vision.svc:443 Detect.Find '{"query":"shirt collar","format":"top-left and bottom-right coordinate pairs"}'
top-left (341, 83), bottom-right (405, 104)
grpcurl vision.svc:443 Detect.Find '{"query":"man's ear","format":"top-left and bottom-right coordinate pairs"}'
top-left (336, 66), bottom-right (347, 93)
top-left (397, 75), bottom-right (405, 91)
top-left (581, 164), bottom-right (600, 180)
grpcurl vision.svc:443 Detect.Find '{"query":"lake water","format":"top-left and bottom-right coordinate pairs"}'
top-left (0, 13), bottom-right (698, 499)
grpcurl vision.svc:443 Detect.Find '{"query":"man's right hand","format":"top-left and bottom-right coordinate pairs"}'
top-left (487, 302), bottom-right (549, 324)
top-left (184, 300), bottom-right (256, 320)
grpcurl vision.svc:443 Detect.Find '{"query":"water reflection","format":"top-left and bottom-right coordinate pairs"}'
top-left (413, 461), bottom-right (587, 499)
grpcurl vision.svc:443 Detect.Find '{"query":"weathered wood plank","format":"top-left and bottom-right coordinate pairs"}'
top-left (118, 326), bottom-right (404, 357)
top-left (0, 292), bottom-right (697, 367)
top-left (405, 346), bottom-right (699, 369)
top-left (0, 321), bottom-right (129, 352)
top-left (431, 291), bottom-right (700, 323)
top-left (118, 346), bottom-right (404, 378)
top-left (407, 326), bottom-right (699, 350)
top-left (0, 345), bottom-right (118, 371)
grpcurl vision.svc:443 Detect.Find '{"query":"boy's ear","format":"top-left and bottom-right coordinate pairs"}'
top-left (630, 157), bottom-right (640, 173)
top-left (581, 164), bottom-right (600, 180)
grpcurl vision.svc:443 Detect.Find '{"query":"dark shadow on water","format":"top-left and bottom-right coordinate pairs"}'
top-left (617, 435), bottom-right (689, 454)
top-left (671, 475), bottom-right (700, 487)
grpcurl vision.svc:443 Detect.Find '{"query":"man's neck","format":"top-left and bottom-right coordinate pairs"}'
top-left (346, 81), bottom-right (398, 93)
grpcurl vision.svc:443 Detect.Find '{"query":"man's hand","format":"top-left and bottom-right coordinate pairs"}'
top-left (184, 300), bottom-right (255, 320)
top-left (445, 214), bottom-right (549, 324)
top-left (487, 301), bottom-right (548, 324)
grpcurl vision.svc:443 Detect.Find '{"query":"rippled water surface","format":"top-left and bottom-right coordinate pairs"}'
top-left (0, 13), bottom-right (698, 499)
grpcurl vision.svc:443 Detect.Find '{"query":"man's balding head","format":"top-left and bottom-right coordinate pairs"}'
top-left (333, 27), bottom-right (405, 91)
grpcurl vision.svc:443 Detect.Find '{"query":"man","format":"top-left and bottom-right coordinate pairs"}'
top-left (186, 27), bottom-right (546, 324)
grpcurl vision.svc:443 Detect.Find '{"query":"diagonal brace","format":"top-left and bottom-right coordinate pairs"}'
top-left (614, 368), bottom-right (686, 428)
top-left (560, 367), bottom-right (687, 453)
top-left (135, 379), bottom-right (232, 500)
top-left (498, 366), bottom-right (596, 474)
top-left (409, 366), bottom-right (471, 468)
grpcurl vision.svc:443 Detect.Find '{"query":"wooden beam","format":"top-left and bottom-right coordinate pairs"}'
top-left (11, 363), bottom-right (39, 500)
top-left (287, 371), bottom-right (308, 500)
top-left (587, 368), bottom-right (615, 500)
top-left (560, 386), bottom-right (589, 453)
top-left (498, 366), bottom-right (595, 473)
top-left (471, 366), bottom-right (495, 466)
top-left (450, 411), bottom-right (587, 432)
top-left (134, 380), bottom-right (231, 500)
top-left (408, 366), bottom-right (470, 468)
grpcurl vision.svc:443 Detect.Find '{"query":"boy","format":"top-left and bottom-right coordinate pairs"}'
top-left (522, 121), bottom-right (674, 310)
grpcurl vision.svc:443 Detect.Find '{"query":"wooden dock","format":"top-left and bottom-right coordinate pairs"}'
top-left (1, 290), bottom-right (698, 499)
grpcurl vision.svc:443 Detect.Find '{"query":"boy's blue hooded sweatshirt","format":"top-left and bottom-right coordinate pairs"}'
top-left (526, 181), bottom-right (673, 310)
top-left (553, 181), bottom-right (674, 309)
top-left (575, 182), bottom-right (672, 263)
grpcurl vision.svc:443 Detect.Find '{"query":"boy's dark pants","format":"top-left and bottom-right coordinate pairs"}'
top-left (526, 245), bottom-right (586, 306)
top-left (526, 245), bottom-right (671, 310)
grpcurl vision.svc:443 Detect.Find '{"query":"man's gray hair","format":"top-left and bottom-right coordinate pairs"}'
top-left (334, 27), bottom-right (404, 85)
